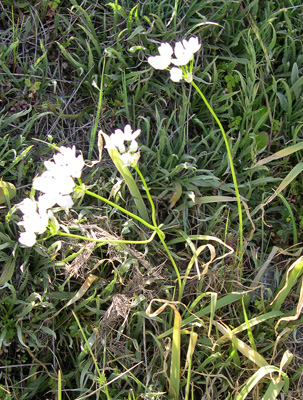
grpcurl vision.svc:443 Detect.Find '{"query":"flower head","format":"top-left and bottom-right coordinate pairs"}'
top-left (108, 125), bottom-right (141, 153)
top-left (120, 151), bottom-right (140, 167)
top-left (105, 125), bottom-right (141, 167)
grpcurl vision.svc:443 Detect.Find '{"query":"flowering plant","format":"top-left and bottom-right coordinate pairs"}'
top-left (148, 36), bottom-right (243, 251)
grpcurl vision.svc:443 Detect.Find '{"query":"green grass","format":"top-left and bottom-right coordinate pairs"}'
top-left (1, 0), bottom-right (303, 399)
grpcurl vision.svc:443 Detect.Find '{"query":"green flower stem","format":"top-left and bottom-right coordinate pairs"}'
top-left (134, 166), bottom-right (157, 227)
top-left (88, 58), bottom-right (105, 161)
top-left (83, 188), bottom-right (156, 231)
top-left (190, 80), bottom-right (243, 254)
top-left (54, 230), bottom-right (157, 245)
top-left (134, 166), bottom-right (182, 300)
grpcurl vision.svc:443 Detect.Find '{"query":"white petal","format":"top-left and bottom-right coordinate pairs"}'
top-left (124, 124), bottom-right (132, 137)
top-left (174, 41), bottom-right (185, 59)
top-left (38, 194), bottom-right (56, 213)
top-left (19, 231), bottom-right (37, 247)
top-left (158, 43), bottom-right (173, 57)
top-left (184, 37), bottom-right (201, 53)
top-left (130, 129), bottom-right (141, 140)
top-left (129, 140), bottom-right (138, 152)
top-left (170, 67), bottom-right (183, 82)
top-left (19, 198), bottom-right (37, 215)
top-left (57, 195), bottom-right (74, 209)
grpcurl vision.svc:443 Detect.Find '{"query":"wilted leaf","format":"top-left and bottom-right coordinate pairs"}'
top-left (0, 181), bottom-right (16, 204)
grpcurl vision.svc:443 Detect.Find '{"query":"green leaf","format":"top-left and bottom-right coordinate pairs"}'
top-left (0, 258), bottom-right (15, 285)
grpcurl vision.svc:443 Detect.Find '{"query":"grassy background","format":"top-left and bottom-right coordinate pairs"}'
top-left (1, 0), bottom-right (303, 399)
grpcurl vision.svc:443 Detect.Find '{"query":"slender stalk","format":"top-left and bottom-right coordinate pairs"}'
top-left (83, 188), bottom-right (156, 231)
top-left (190, 80), bottom-right (243, 254)
top-left (54, 230), bottom-right (157, 245)
top-left (134, 166), bottom-right (157, 227)
top-left (88, 59), bottom-right (106, 160)
top-left (135, 166), bottom-right (182, 300)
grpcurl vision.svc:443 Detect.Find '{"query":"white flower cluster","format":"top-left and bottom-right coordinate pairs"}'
top-left (147, 37), bottom-right (201, 82)
top-left (107, 124), bottom-right (141, 167)
top-left (18, 146), bottom-right (84, 247)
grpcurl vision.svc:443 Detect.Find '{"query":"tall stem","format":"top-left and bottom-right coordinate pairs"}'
top-left (135, 166), bottom-right (182, 300)
top-left (190, 80), bottom-right (243, 254)
top-left (83, 188), bottom-right (156, 231)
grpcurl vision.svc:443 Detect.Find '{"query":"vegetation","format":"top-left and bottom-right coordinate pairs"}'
top-left (1, 0), bottom-right (303, 398)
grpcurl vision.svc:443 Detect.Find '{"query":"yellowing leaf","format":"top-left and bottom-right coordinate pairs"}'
top-left (169, 182), bottom-right (182, 208)
top-left (0, 180), bottom-right (16, 204)
top-left (254, 142), bottom-right (303, 167)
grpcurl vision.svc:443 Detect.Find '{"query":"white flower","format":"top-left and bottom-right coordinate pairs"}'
top-left (148, 55), bottom-right (171, 70)
top-left (148, 43), bottom-right (173, 70)
top-left (37, 193), bottom-right (57, 214)
top-left (170, 67), bottom-right (183, 82)
top-left (115, 124), bottom-right (141, 142)
top-left (108, 131), bottom-right (126, 153)
top-left (158, 43), bottom-right (174, 58)
top-left (183, 37), bottom-right (201, 54)
top-left (19, 231), bottom-right (37, 247)
top-left (120, 151), bottom-right (140, 167)
top-left (172, 42), bottom-right (193, 66)
top-left (172, 37), bottom-right (201, 66)
top-left (108, 125), bottom-right (141, 154)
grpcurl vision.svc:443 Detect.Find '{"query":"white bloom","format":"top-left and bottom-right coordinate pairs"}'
top-left (108, 125), bottom-right (141, 155)
top-left (183, 37), bottom-right (201, 54)
top-left (172, 41), bottom-right (193, 66)
top-left (120, 151), bottom-right (140, 167)
top-left (170, 67), bottom-right (183, 82)
top-left (122, 124), bottom-right (141, 141)
top-left (108, 131), bottom-right (126, 153)
top-left (148, 55), bottom-right (171, 70)
top-left (148, 43), bottom-right (173, 70)
top-left (158, 42), bottom-right (174, 58)
top-left (172, 37), bottom-right (201, 66)
top-left (37, 193), bottom-right (56, 214)
top-left (19, 231), bottom-right (37, 247)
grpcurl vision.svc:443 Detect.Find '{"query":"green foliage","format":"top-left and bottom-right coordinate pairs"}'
top-left (1, 0), bottom-right (303, 399)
